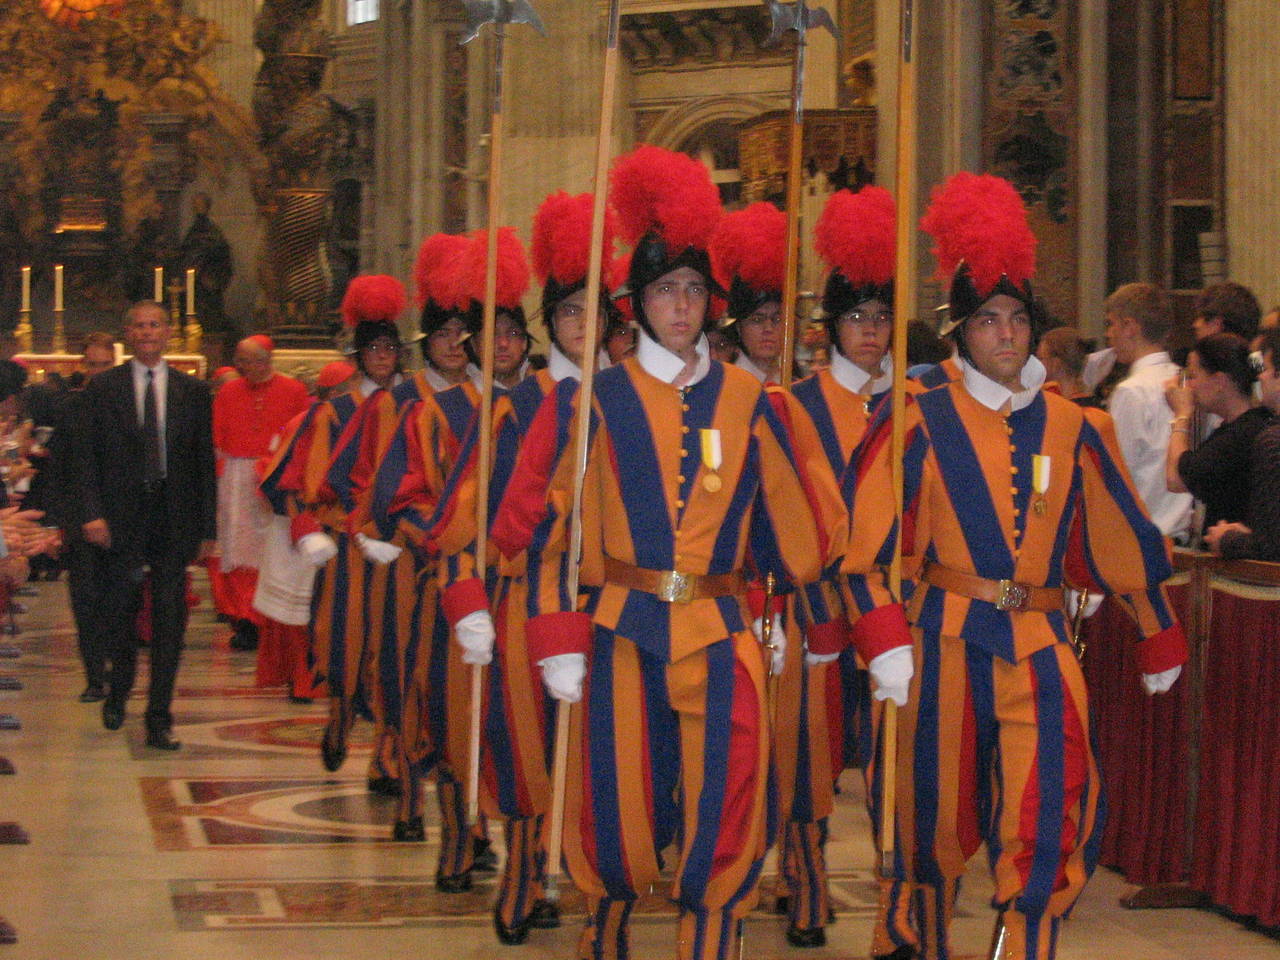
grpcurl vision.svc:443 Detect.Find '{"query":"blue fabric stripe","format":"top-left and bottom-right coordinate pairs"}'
top-left (487, 593), bottom-right (519, 815)
top-left (377, 564), bottom-right (402, 725)
top-left (912, 629), bottom-right (945, 885)
top-left (1078, 419), bottom-right (1173, 589)
top-left (968, 643), bottom-right (1001, 877)
top-left (587, 628), bottom-right (628, 900)
top-left (327, 396), bottom-right (377, 511)
top-left (370, 415), bottom-right (413, 540)
top-left (613, 592), bottom-right (671, 661)
top-left (793, 375), bottom-right (846, 477)
top-left (919, 388), bottom-right (1014, 577)
top-left (678, 639), bottom-right (735, 907)
top-left (596, 367), bottom-right (673, 568)
top-left (640, 642), bottom-right (681, 856)
top-left (436, 383), bottom-right (479, 443)
top-left (1020, 647), bottom-right (1066, 915)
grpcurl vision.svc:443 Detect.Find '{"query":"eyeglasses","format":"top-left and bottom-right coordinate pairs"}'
top-left (362, 342), bottom-right (401, 356)
top-left (743, 312), bottom-right (783, 328)
top-left (839, 309), bottom-right (892, 328)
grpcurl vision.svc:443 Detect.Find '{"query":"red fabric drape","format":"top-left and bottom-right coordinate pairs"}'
top-left (1192, 584), bottom-right (1280, 926)
top-left (1082, 586), bottom-right (1193, 885)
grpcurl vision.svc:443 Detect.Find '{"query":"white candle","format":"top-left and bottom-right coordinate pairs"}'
top-left (186, 268), bottom-right (195, 316)
top-left (154, 266), bottom-right (163, 303)
top-left (20, 267), bottom-right (30, 313)
top-left (53, 264), bottom-right (63, 312)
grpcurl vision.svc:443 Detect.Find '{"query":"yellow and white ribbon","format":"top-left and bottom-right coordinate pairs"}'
top-left (700, 428), bottom-right (723, 493)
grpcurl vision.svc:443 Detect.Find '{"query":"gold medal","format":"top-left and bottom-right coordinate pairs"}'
top-left (703, 473), bottom-right (722, 493)
top-left (1034, 496), bottom-right (1047, 516)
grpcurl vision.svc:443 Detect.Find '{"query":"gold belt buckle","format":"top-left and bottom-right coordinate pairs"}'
top-left (656, 569), bottom-right (696, 604)
top-left (995, 579), bottom-right (1029, 612)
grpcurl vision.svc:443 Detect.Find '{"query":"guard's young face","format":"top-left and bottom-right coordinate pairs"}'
top-left (642, 266), bottom-right (709, 359)
top-left (739, 301), bottom-right (782, 366)
top-left (552, 289), bottom-right (592, 366)
top-left (360, 335), bottom-right (400, 384)
top-left (836, 297), bottom-right (892, 376)
top-left (963, 293), bottom-right (1032, 390)
top-left (426, 318), bottom-right (470, 376)
top-left (493, 312), bottom-right (528, 379)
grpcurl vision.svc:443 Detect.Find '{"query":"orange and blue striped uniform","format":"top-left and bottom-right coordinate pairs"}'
top-left (276, 388), bottom-right (373, 766)
top-left (330, 372), bottom-right (472, 798)
top-left (527, 355), bottom-right (837, 960)
top-left (843, 377), bottom-right (1188, 960)
top-left (368, 381), bottom-right (480, 869)
top-left (429, 366), bottom-right (576, 932)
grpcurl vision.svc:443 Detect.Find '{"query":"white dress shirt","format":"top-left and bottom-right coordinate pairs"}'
top-left (636, 330), bottom-right (711, 387)
top-left (1107, 351), bottom-right (1193, 539)
top-left (131, 357), bottom-right (168, 476)
top-left (734, 353), bottom-right (773, 384)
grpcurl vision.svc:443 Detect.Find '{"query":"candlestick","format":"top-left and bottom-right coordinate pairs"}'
top-left (154, 266), bottom-right (163, 303)
top-left (53, 264), bottom-right (63, 313)
top-left (20, 267), bottom-right (30, 313)
top-left (185, 268), bottom-right (195, 317)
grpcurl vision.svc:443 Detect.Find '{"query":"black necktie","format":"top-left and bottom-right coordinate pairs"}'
top-left (143, 370), bottom-right (162, 483)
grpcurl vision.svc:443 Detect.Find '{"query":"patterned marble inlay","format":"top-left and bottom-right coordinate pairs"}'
top-left (142, 776), bottom-right (397, 850)
top-left (127, 713), bottom-right (373, 761)
top-left (169, 870), bottom-right (886, 931)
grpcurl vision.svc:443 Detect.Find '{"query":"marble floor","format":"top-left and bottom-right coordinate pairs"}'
top-left (0, 574), bottom-right (1277, 959)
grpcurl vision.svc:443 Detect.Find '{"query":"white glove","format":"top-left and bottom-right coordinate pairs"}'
top-left (1142, 665), bottom-right (1182, 695)
top-left (354, 532), bottom-right (402, 565)
top-left (752, 615), bottom-right (786, 675)
top-left (297, 531), bottom-right (338, 567)
top-left (540, 653), bottom-right (586, 703)
top-left (1066, 589), bottom-right (1104, 619)
top-left (868, 646), bottom-right (914, 707)
top-left (805, 651), bottom-right (842, 666)
top-left (455, 610), bottom-right (496, 666)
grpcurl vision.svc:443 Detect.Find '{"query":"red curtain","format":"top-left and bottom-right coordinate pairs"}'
top-left (1082, 586), bottom-right (1193, 885)
top-left (1192, 583), bottom-right (1280, 926)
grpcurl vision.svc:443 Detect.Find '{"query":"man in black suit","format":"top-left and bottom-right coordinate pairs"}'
top-left (78, 301), bottom-right (216, 750)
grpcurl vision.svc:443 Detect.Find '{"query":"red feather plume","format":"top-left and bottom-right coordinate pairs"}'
top-left (413, 233), bottom-right (468, 310)
top-left (813, 186), bottom-right (896, 287)
top-left (920, 172), bottom-right (1036, 293)
top-left (609, 145), bottom-right (721, 253)
top-left (456, 227), bottom-right (530, 311)
top-left (341, 274), bottom-right (407, 328)
top-left (709, 202), bottom-right (787, 295)
top-left (531, 191), bottom-right (615, 288)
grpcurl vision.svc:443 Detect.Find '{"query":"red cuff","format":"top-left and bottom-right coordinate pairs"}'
top-left (526, 611), bottom-right (593, 667)
top-left (289, 513), bottom-right (322, 543)
top-left (805, 619), bottom-right (852, 657)
top-left (1135, 624), bottom-right (1188, 675)
top-left (441, 577), bottom-right (489, 626)
top-left (850, 603), bottom-right (913, 663)
top-left (746, 584), bottom-right (787, 621)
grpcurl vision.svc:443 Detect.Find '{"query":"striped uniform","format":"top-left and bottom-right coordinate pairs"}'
top-left (527, 354), bottom-right (837, 960)
top-left (369, 382), bottom-right (480, 869)
top-left (432, 366), bottom-right (579, 931)
top-left (844, 377), bottom-right (1188, 960)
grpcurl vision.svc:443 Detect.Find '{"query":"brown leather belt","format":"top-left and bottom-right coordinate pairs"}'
top-left (921, 562), bottom-right (1062, 613)
top-left (603, 557), bottom-right (744, 604)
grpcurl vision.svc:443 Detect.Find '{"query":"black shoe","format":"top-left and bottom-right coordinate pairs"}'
top-left (287, 694), bottom-right (313, 705)
top-left (873, 947), bottom-right (917, 960)
top-left (392, 816), bottom-right (425, 842)
top-left (79, 684), bottom-right (107, 703)
top-left (493, 909), bottom-right (531, 945)
top-left (435, 871), bottom-right (473, 894)
top-left (472, 836), bottom-right (498, 872)
top-left (229, 620), bottom-right (259, 651)
top-left (367, 775), bottom-right (403, 798)
top-left (145, 726), bottom-right (181, 751)
top-left (785, 925), bottom-right (827, 948)
top-left (320, 723), bottom-right (346, 772)
top-left (527, 898), bottom-right (561, 929)
top-left (102, 703), bottom-right (125, 730)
